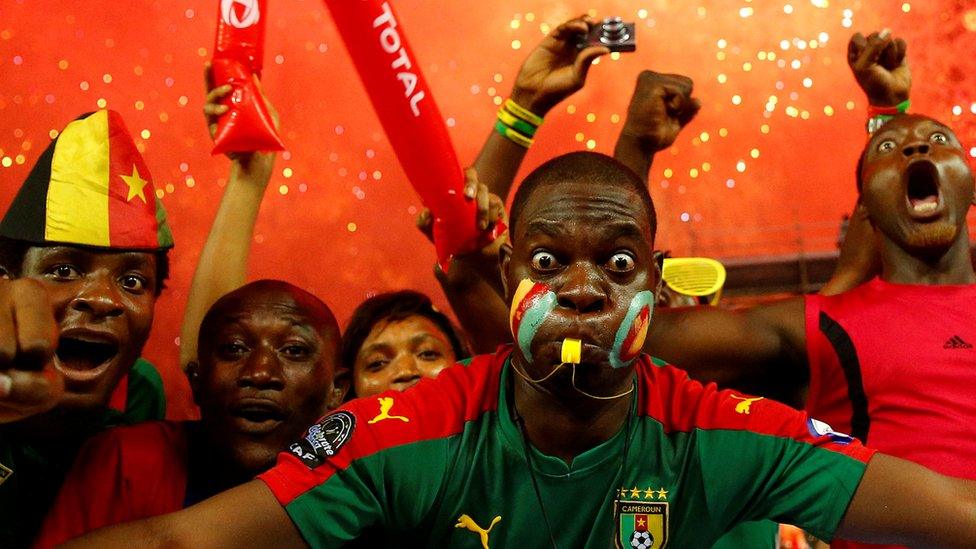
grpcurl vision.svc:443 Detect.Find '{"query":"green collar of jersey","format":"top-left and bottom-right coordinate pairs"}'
top-left (497, 357), bottom-right (638, 478)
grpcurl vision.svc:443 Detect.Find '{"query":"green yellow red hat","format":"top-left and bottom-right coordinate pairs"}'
top-left (0, 110), bottom-right (174, 250)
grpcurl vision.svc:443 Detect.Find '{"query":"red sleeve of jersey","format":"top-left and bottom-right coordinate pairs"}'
top-left (33, 422), bottom-right (187, 549)
top-left (637, 357), bottom-right (876, 464)
top-left (259, 351), bottom-right (507, 507)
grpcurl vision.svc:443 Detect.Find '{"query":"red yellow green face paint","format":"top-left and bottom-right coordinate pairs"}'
top-left (509, 279), bottom-right (557, 363)
top-left (609, 290), bottom-right (655, 369)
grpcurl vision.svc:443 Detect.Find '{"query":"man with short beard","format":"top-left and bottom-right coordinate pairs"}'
top-left (0, 110), bottom-right (171, 547)
top-left (36, 280), bottom-right (343, 547)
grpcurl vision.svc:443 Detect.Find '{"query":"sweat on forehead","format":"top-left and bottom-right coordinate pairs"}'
top-left (198, 279), bottom-right (339, 340)
top-left (508, 152), bottom-right (656, 240)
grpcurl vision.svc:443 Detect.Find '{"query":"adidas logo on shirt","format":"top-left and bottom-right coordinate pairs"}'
top-left (943, 335), bottom-right (973, 350)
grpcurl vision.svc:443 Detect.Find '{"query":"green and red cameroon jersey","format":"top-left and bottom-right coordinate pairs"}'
top-left (260, 346), bottom-right (874, 548)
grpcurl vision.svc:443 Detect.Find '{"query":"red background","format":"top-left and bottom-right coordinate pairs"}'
top-left (2, 0), bottom-right (975, 418)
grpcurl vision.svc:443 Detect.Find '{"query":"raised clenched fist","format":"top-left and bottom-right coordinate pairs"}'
top-left (848, 29), bottom-right (911, 107)
top-left (619, 70), bottom-right (701, 153)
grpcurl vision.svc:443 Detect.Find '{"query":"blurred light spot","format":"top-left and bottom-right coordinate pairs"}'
top-left (278, 184), bottom-right (289, 195)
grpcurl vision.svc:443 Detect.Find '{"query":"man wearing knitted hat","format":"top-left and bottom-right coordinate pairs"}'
top-left (0, 109), bottom-right (173, 546)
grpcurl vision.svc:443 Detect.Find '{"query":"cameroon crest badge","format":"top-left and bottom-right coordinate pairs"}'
top-left (614, 500), bottom-right (668, 549)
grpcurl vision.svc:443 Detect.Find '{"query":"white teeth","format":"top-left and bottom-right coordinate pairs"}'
top-left (913, 201), bottom-right (938, 213)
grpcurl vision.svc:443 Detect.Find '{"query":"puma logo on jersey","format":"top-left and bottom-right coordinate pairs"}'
top-left (730, 395), bottom-right (764, 414)
top-left (368, 397), bottom-right (410, 424)
top-left (0, 462), bottom-right (11, 487)
top-left (943, 335), bottom-right (973, 349)
top-left (455, 514), bottom-right (501, 549)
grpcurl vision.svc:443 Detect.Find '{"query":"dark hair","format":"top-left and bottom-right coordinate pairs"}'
top-left (340, 290), bottom-right (468, 388)
top-left (0, 236), bottom-right (169, 295)
top-left (509, 151), bottom-right (656, 240)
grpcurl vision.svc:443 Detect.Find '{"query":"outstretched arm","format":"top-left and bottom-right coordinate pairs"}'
top-left (178, 65), bottom-right (277, 370)
top-left (837, 454), bottom-right (976, 547)
top-left (473, 15), bottom-right (609, 199)
top-left (649, 298), bottom-right (808, 403)
top-left (63, 480), bottom-right (302, 548)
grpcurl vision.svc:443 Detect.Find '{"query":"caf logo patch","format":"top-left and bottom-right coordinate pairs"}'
top-left (807, 418), bottom-right (854, 445)
top-left (289, 411), bottom-right (356, 468)
top-left (0, 462), bottom-right (11, 487)
top-left (614, 500), bottom-right (668, 549)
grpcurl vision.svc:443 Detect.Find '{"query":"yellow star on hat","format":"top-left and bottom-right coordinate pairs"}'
top-left (120, 165), bottom-right (148, 203)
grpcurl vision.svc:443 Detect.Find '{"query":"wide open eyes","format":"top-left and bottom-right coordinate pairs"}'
top-left (606, 252), bottom-right (636, 273)
top-left (530, 251), bottom-right (559, 272)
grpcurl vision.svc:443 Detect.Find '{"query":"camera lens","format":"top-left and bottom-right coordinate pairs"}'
top-left (600, 16), bottom-right (629, 45)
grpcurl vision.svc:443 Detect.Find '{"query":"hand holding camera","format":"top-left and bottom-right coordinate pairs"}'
top-left (576, 17), bottom-right (636, 53)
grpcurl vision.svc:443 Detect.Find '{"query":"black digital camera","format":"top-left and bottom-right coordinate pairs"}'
top-left (577, 16), bottom-right (636, 52)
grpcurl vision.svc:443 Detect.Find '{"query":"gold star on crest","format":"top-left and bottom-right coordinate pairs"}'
top-left (629, 487), bottom-right (642, 498)
top-left (120, 165), bottom-right (148, 203)
top-left (644, 487), bottom-right (656, 499)
top-left (657, 487), bottom-right (669, 500)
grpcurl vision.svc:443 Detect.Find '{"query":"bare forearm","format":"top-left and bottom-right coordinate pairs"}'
top-left (647, 299), bottom-right (806, 393)
top-left (179, 161), bottom-right (270, 369)
top-left (65, 481), bottom-right (302, 548)
top-left (472, 130), bottom-right (529, 199)
top-left (837, 454), bottom-right (976, 547)
top-left (613, 131), bottom-right (656, 183)
top-left (436, 263), bottom-right (511, 354)
top-left (820, 202), bottom-right (879, 296)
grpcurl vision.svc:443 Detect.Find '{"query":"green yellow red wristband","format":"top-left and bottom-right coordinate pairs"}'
top-left (867, 99), bottom-right (910, 133)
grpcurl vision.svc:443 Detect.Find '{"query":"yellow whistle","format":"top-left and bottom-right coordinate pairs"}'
top-left (561, 338), bottom-right (582, 364)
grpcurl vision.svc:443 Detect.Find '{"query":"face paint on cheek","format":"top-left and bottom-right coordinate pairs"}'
top-left (509, 279), bottom-right (557, 363)
top-left (609, 291), bottom-right (655, 369)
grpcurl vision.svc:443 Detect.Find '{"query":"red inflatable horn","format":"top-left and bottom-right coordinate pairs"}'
top-left (322, 0), bottom-right (491, 270)
top-left (211, 0), bottom-right (285, 155)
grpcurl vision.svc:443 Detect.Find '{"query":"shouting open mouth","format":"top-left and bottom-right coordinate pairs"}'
top-left (904, 159), bottom-right (943, 220)
top-left (54, 330), bottom-right (120, 384)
